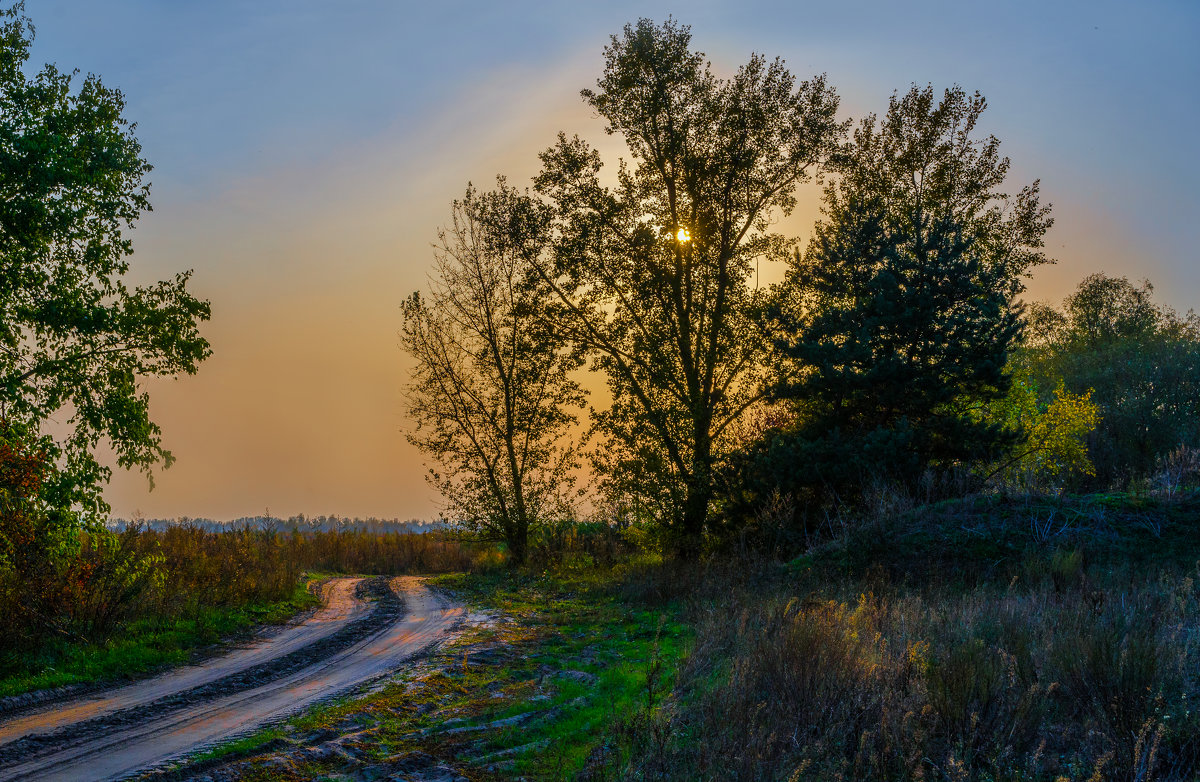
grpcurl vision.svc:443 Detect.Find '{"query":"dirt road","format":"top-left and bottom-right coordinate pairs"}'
top-left (0, 576), bottom-right (464, 781)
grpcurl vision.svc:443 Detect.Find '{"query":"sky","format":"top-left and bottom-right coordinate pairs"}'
top-left (25, 0), bottom-right (1200, 521)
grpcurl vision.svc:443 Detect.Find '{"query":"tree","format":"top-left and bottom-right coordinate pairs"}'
top-left (1023, 273), bottom-right (1200, 487)
top-left (0, 3), bottom-right (210, 521)
top-left (766, 86), bottom-right (1053, 503)
top-left (532, 18), bottom-right (844, 557)
top-left (401, 183), bottom-right (584, 565)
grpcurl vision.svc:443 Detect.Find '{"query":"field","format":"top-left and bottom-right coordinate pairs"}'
top-left (24, 489), bottom-right (1187, 782)
top-left (0, 526), bottom-right (488, 698)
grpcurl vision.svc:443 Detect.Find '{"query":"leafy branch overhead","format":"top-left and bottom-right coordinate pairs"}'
top-left (0, 3), bottom-right (210, 518)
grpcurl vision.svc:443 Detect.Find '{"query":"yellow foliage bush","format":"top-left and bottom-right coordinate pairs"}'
top-left (985, 367), bottom-right (1101, 487)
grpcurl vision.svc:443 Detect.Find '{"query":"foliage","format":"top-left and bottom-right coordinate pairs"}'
top-left (982, 365), bottom-right (1101, 488)
top-left (402, 183), bottom-right (584, 565)
top-left (532, 18), bottom-right (844, 557)
top-left (0, 3), bottom-right (210, 522)
top-left (0, 420), bottom-right (160, 654)
top-left (0, 421), bottom-right (73, 650)
top-left (1023, 273), bottom-right (1200, 488)
top-left (764, 85), bottom-right (1053, 508)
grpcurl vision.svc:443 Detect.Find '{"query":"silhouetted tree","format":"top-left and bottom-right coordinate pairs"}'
top-left (533, 18), bottom-right (844, 557)
top-left (765, 86), bottom-right (1052, 504)
top-left (402, 183), bottom-right (584, 565)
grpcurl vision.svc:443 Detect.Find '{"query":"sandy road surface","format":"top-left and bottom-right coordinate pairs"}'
top-left (0, 577), bottom-right (369, 743)
top-left (0, 576), bottom-right (463, 782)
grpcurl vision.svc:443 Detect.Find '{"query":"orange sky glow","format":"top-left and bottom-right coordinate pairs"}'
top-left (28, 3), bottom-right (1190, 522)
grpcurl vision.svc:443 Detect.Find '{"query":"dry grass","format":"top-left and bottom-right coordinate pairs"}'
top-left (599, 492), bottom-right (1200, 781)
top-left (608, 574), bottom-right (1199, 781)
top-left (121, 524), bottom-right (488, 614)
top-left (0, 524), bottom-right (492, 676)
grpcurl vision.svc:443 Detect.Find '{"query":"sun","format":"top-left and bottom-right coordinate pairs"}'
top-left (675, 227), bottom-right (690, 243)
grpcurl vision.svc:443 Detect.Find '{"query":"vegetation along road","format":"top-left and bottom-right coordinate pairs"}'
top-left (0, 576), bottom-right (464, 781)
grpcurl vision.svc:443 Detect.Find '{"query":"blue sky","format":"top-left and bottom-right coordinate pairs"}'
top-left (26, 1), bottom-right (1200, 519)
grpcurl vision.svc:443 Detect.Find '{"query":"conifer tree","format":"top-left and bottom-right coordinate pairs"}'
top-left (768, 86), bottom-right (1052, 500)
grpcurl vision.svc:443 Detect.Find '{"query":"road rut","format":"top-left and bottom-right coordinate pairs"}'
top-left (0, 576), bottom-right (463, 781)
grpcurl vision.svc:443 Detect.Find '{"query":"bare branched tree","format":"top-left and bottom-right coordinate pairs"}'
top-left (401, 182), bottom-right (584, 564)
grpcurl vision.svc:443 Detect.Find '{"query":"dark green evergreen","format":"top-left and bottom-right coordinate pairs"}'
top-left (763, 86), bottom-right (1052, 505)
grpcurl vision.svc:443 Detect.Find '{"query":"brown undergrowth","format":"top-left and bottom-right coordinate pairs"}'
top-left (0, 526), bottom-right (494, 694)
top-left (592, 493), bottom-right (1200, 781)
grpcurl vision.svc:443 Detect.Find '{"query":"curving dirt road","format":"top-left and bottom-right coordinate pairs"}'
top-left (0, 576), bottom-right (463, 782)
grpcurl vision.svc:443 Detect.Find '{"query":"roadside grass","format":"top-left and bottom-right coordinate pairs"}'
top-left (0, 577), bottom-right (321, 699)
top-left (143, 491), bottom-right (1200, 781)
top-left (1, 524), bottom-right (487, 690)
top-left (195, 561), bottom-right (693, 781)
top-left (430, 566), bottom-right (689, 776)
top-left (183, 727), bottom-right (290, 768)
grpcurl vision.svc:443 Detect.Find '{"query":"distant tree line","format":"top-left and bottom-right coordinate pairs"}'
top-left (107, 515), bottom-right (449, 534)
top-left (403, 18), bottom-right (1199, 562)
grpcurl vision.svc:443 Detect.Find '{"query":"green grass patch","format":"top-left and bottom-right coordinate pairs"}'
top-left (199, 564), bottom-right (693, 781)
top-left (185, 727), bottom-right (289, 767)
top-left (404, 568), bottom-right (693, 776)
top-left (0, 577), bottom-right (321, 699)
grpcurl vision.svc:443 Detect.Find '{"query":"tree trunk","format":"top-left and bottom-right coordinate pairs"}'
top-left (676, 442), bottom-right (712, 561)
top-left (675, 484), bottom-right (709, 560)
top-left (508, 529), bottom-right (528, 566)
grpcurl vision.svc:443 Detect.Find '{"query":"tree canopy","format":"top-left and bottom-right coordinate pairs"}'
top-left (1022, 273), bottom-right (1200, 487)
top-left (0, 3), bottom-right (210, 520)
top-left (764, 85), bottom-right (1053, 504)
top-left (402, 183), bottom-right (584, 565)
top-left (532, 18), bottom-right (844, 556)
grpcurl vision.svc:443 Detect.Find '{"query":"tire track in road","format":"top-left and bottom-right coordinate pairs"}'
top-left (0, 576), bottom-right (464, 782)
top-left (0, 577), bottom-right (369, 737)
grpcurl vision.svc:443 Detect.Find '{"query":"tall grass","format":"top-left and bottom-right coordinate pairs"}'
top-left (119, 524), bottom-right (487, 611)
top-left (606, 572), bottom-right (1199, 781)
top-left (0, 525), bottom-right (492, 677)
top-left (597, 492), bottom-right (1200, 781)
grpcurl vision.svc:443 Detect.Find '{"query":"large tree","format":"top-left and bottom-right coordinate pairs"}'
top-left (532, 18), bottom-right (844, 557)
top-left (0, 3), bottom-right (210, 520)
top-left (402, 183), bottom-right (583, 565)
top-left (766, 86), bottom-right (1053, 502)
